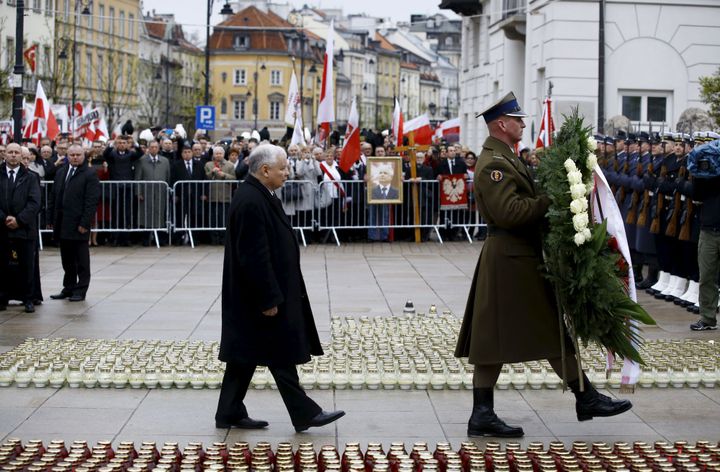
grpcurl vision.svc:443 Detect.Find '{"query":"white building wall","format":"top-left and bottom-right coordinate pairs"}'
top-left (458, 0), bottom-right (720, 153)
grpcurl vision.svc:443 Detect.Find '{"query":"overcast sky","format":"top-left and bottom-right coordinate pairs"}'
top-left (142, 0), bottom-right (457, 44)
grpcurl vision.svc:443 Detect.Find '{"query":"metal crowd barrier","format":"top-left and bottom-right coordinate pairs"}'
top-left (38, 178), bottom-right (486, 248)
top-left (39, 180), bottom-right (172, 249)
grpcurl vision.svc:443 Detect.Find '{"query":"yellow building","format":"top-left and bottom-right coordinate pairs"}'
top-left (209, 6), bottom-right (325, 139)
top-left (373, 32), bottom-right (401, 130)
top-left (53, 0), bottom-right (140, 128)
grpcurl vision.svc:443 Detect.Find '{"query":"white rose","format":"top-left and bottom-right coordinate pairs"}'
top-left (586, 153), bottom-right (598, 171)
top-left (574, 232), bottom-right (586, 246)
top-left (564, 159), bottom-right (577, 172)
top-left (567, 170), bottom-right (583, 185)
top-left (582, 228), bottom-right (592, 240)
top-left (587, 136), bottom-right (598, 152)
top-left (570, 198), bottom-right (588, 214)
top-left (570, 183), bottom-right (587, 200)
top-left (573, 212), bottom-right (589, 232)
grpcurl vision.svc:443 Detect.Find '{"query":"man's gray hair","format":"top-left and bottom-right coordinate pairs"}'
top-left (247, 144), bottom-right (287, 175)
top-left (212, 146), bottom-right (225, 155)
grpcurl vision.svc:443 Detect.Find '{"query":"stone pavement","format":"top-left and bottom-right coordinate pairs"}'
top-left (0, 243), bottom-right (718, 447)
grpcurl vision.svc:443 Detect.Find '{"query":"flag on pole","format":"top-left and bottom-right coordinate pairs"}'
top-left (23, 45), bottom-right (38, 74)
top-left (317, 20), bottom-right (335, 141)
top-left (535, 97), bottom-right (554, 149)
top-left (392, 98), bottom-right (403, 147)
top-left (25, 80), bottom-right (60, 145)
top-left (403, 114), bottom-right (433, 145)
top-left (290, 114), bottom-right (306, 147)
top-left (435, 117), bottom-right (460, 143)
top-left (285, 70), bottom-right (301, 127)
top-left (339, 97), bottom-right (361, 172)
top-left (95, 117), bottom-right (110, 142)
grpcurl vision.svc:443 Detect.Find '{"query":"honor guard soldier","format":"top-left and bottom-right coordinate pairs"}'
top-left (616, 132), bottom-right (642, 283)
top-left (455, 92), bottom-right (631, 438)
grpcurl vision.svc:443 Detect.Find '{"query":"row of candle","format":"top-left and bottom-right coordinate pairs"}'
top-left (2, 439), bottom-right (719, 472)
top-left (0, 312), bottom-right (716, 390)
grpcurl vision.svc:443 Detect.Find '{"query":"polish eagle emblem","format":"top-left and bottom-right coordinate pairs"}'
top-left (442, 177), bottom-right (466, 203)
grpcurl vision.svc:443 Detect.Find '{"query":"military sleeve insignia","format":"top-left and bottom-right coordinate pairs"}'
top-left (490, 169), bottom-right (504, 182)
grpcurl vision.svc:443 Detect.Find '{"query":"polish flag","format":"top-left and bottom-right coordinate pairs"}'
top-left (535, 97), bottom-right (554, 149)
top-left (392, 98), bottom-right (403, 147)
top-left (111, 121), bottom-right (123, 139)
top-left (290, 113), bottom-right (306, 147)
top-left (403, 114), bottom-right (433, 145)
top-left (435, 117), bottom-right (460, 143)
top-left (26, 80), bottom-right (60, 145)
top-left (95, 117), bottom-right (110, 141)
top-left (339, 97), bottom-right (361, 172)
top-left (285, 70), bottom-right (300, 127)
top-left (317, 20), bottom-right (335, 140)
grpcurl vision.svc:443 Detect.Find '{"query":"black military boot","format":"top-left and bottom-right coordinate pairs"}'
top-left (570, 374), bottom-right (633, 422)
top-left (468, 388), bottom-right (524, 437)
top-left (637, 266), bottom-right (659, 290)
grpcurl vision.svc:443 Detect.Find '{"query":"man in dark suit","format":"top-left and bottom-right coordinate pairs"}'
top-left (48, 144), bottom-right (100, 302)
top-left (103, 135), bottom-right (143, 246)
top-left (0, 143), bottom-right (42, 312)
top-left (370, 162), bottom-right (400, 200)
top-left (216, 143), bottom-right (344, 432)
top-left (436, 144), bottom-right (469, 240)
top-left (171, 143), bottom-right (206, 245)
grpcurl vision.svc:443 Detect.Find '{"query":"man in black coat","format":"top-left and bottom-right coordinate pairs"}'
top-left (216, 143), bottom-right (344, 432)
top-left (436, 144), bottom-right (469, 241)
top-left (103, 135), bottom-right (143, 245)
top-left (48, 144), bottom-right (100, 302)
top-left (0, 143), bottom-right (42, 312)
top-left (171, 143), bottom-right (206, 244)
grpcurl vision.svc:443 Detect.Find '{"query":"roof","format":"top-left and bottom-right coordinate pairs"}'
top-left (210, 5), bottom-right (291, 52)
top-left (374, 32), bottom-right (398, 52)
top-left (144, 17), bottom-right (203, 54)
top-left (401, 61), bottom-right (419, 70)
top-left (420, 72), bottom-right (441, 82)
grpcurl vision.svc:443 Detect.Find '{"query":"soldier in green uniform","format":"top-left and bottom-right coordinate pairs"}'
top-left (455, 92), bottom-right (632, 438)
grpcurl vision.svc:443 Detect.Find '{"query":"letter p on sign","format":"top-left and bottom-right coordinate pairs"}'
top-left (195, 106), bottom-right (215, 131)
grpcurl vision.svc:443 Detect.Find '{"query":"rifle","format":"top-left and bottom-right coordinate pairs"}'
top-left (678, 175), bottom-right (694, 241)
top-left (610, 156), bottom-right (619, 194)
top-left (665, 166), bottom-right (686, 238)
top-left (626, 161), bottom-right (644, 224)
top-left (617, 160), bottom-right (630, 205)
top-left (649, 164), bottom-right (668, 234)
top-left (636, 162), bottom-right (654, 228)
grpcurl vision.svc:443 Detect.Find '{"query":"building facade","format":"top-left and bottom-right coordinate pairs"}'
top-left (374, 32), bottom-right (401, 130)
top-left (444, 0), bottom-right (720, 152)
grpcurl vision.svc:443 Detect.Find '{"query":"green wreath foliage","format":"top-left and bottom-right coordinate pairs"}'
top-left (536, 110), bottom-right (656, 364)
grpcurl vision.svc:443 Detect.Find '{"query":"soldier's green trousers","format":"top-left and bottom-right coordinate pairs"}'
top-left (698, 229), bottom-right (720, 324)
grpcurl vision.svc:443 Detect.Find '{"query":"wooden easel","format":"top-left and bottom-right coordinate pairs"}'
top-left (395, 135), bottom-right (431, 243)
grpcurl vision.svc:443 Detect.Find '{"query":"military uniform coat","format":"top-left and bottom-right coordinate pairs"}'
top-left (455, 136), bottom-right (567, 365)
top-left (219, 175), bottom-right (323, 366)
top-left (134, 154), bottom-right (171, 228)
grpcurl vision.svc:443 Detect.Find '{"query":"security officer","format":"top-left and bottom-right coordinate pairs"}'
top-left (631, 132), bottom-right (656, 288)
top-left (455, 92), bottom-right (631, 438)
top-left (0, 143), bottom-right (42, 313)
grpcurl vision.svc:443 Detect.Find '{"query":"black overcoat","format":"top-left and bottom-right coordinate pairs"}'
top-left (219, 174), bottom-right (322, 366)
top-left (48, 163), bottom-right (100, 241)
top-left (0, 165), bottom-right (41, 240)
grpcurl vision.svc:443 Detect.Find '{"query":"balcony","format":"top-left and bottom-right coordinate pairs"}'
top-left (499, 0), bottom-right (526, 40)
top-left (438, 0), bottom-right (482, 16)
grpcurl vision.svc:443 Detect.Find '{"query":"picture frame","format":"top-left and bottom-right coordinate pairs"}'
top-left (367, 156), bottom-right (403, 205)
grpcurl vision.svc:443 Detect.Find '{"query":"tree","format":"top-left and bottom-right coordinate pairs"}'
top-left (699, 67), bottom-right (720, 128)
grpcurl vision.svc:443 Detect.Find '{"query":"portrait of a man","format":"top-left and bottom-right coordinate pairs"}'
top-left (367, 157), bottom-right (403, 204)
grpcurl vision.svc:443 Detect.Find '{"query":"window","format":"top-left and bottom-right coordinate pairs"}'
top-left (98, 5), bottom-right (104, 31)
top-left (620, 92), bottom-right (671, 124)
top-left (233, 69), bottom-right (246, 85)
top-left (109, 7), bottom-right (115, 34)
top-left (128, 14), bottom-right (135, 39)
top-left (232, 35), bottom-right (248, 49)
top-left (118, 58), bottom-right (123, 88)
top-left (97, 54), bottom-right (103, 87)
top-left (43, 45), bottom-right (51, 76)
top-left (270, 70), bottom-right (281, 86)
top-left (86, 4), bottom-right (93, 30)
top-left (233, 100), bottom-right (246, 120)
top-left (221, 98), bottom-right (227, 115)
top-left (86, 52), bottom-right (93, 88)
top-left (32, 0), bottom-right (40, 12)
top-left (45, 0), bottom-right (53, 16)
top-left (6, 38), bottom-right (14, 69)
top-left (270, 102), bottom-right (281, 121)
top-left (119, 11), bottom-right (125, 37)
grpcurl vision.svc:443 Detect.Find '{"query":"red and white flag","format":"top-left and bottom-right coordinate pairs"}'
top-left (403, 114), bottom-right (433, 145)
top-left (111, 121), bottom-right (123, 139)
top-left (339, 97), bottom-right (360, 172)
top-left (317, 20), bottom-right (335, 141)
top-left (23, 45), bottom-right (38, 74)
top-left (535, 97), bottom-right (554, 149)
top-left (435, 117), bottom-right (460, 143)
top-left (24, 80), bottom-right (60, 145)
top-left (392, 98), bottom-right (403, 147)
top-left (285, 70), bottom-right (300, 127)
top-left (94, 117), bottom-right (110, 141)
top-left (290, 113), bottom-right (306, 147)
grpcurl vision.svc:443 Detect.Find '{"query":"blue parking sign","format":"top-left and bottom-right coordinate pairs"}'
top-left (195, 106), bottom-right (215, 131)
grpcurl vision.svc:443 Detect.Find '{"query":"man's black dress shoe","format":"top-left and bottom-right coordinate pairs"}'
top-left (68, 295), bottom-right (85, 302)
top-left (295, 410), bottom-right (345, 432)
top-left (215, 417), bottom-right (269, 429)
top-left (50, 292), bottom-right (70, 300)
top-left (24, 302), bottom-right (35, 313)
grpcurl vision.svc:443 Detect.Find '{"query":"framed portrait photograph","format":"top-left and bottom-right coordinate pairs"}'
top-left (367, 157), bottom-right (403, 205)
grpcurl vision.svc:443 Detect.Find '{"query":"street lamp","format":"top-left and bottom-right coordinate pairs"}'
top-left (69, 1), bottom-right (90, 136)
top-left (205, 1), bottom-right (234, 106)
top-left (252, 62), bottom-right (266, 130)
